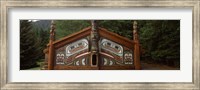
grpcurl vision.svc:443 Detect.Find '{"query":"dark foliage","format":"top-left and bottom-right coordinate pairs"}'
top-left (20, 20), bottom-right (41, 69)
top-left (138, 20), bottom-right (180, 67)
top-left (55, 20), bottom-right (90, 40)
top-left (32, 21), bottom-right (50, 59)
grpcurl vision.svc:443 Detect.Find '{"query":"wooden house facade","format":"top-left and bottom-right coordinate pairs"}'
top-left (43, 20), bottom-right (141, 70)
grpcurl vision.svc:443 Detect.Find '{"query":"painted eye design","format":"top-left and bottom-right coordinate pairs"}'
top-left (66, 39), bottom-right (88, 57)
top-left (101, 39), bottom-right (123, 56)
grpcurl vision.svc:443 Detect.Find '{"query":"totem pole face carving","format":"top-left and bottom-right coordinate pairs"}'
top-left (50, 21), bottom-right (56, 41)
top-left (124, 51), bottom-right (133, 64)
top-left (133, 21), bottom-right (138, 30)
top-left (90, 20), bottom-right (99, 52)
top-left (56, 53), bottom-right (64, 64)
top-left (90, 20), bottom-right (99, 66)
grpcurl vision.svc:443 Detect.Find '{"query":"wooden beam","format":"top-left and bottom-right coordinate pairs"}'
top-left (48, 20), bottom-right (56, 70)
top-left (133, 21), bottom-right (141, 70)
top-left (54, 29), bottom-right (91, 49)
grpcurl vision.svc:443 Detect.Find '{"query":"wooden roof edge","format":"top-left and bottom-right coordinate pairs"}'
top-left (50, 26), bottom-right (91, 45)
top-left (98, 27), bottom-right (134, 44)
top-left (46, 26), bottom-right (134, 47)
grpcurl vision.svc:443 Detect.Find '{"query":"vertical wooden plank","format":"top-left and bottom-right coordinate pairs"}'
top-left (133, 21), bottom-right (141, 70)
top-left (48, 20), bottom-right (56, 70)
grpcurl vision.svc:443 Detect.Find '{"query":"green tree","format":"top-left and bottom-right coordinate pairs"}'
top-left (31, 21), bottom-right (50, 59)
top-left (39, 28), bottom-right (49, 49)
top-left (35, 28), bottom-right (50, 59)
top-left (20, 20), bottom-right (41, 69)
top-left (138, 20), bottom-right (180, 67)
top-left (55, 20), bottom-right (134, 40)
top-left (98, 20), bottom-right (133, 39)
top-left (55, 20), bottom-right (90, 40)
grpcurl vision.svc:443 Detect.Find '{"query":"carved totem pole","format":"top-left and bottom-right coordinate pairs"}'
top-left (48, 20), bottom-right (56, 70)
top-left (133, 21), bottom-right (141, 70)
top-left (90, 20), bottom-right (99, 67)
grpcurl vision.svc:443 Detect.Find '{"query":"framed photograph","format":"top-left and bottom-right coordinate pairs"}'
top-left (1, 0), bottom-right (199, 89)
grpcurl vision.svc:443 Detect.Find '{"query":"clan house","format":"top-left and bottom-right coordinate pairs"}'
top-left (43, 20), bottom-right (141, 70)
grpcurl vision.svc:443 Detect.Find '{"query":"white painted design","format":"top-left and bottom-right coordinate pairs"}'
top-left (103, 58), bottom-right (115, 66)
top-left (56, 53), bottom-right (65, 64)
top-left (125, 62), bottom-right (133, 64)
top-left (66, 39), bottom-right (88, 58)
top-left (76, 61), bottom-right (80, 66)
top-left (103, 58), bottom-right (108, 65)
top-left (82, 58), bottom-right (86, 65)
top-left (109, 60), bottom-right (113, 65)
top-left (125, 53), bottom-right (132, 59)
top-left (100, 39), bottom-right (123, 56)
top-left (124, 52), bottom-right (133, 64)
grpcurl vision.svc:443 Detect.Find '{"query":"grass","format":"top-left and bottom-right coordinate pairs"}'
top-left (141, 61), bottom-right (180, 70)
top-left (27, 67), bottom-right (41, 70)
top-left (26, 59), bottom-right (45, 70)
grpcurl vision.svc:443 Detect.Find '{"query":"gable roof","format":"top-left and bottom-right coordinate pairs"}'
top-left (48, 26), bottom-right (134, 49)
top-left (52, 26), bottom-right (91, 49)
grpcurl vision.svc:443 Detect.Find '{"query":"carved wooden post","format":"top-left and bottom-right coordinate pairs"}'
top-left (133, 21), bottom-right (141, 70)
top-left (48, 20), bottom-right (56, 70)
top-left (90, 20), bottom-right (99, 67)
